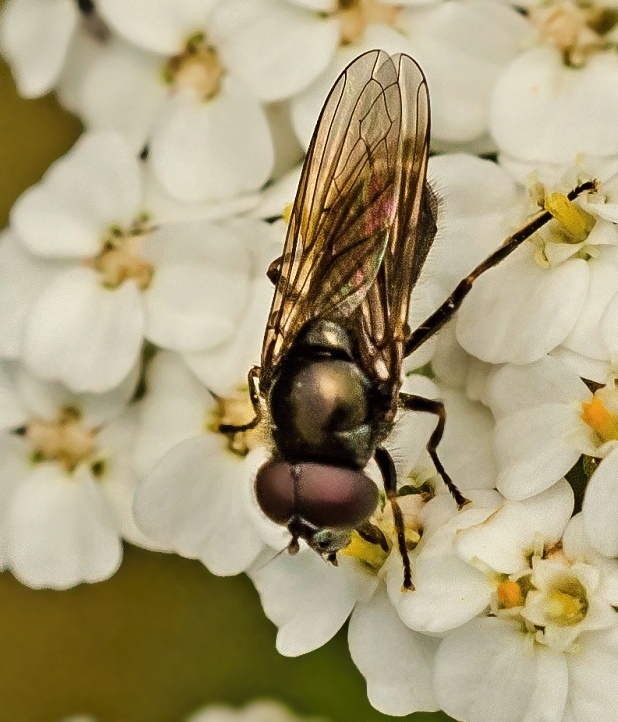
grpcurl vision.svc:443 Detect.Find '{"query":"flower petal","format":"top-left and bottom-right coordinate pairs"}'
top-left (249, 550), bottom-right (374, 656)
top-left (348, 585), bottom-right (439, 716)
top-left (494, 405), bottom-right (583, 500)
top-left (211, 0), bottom-right (339, 102)
top-left (457, 248), bottom-right (589, 364)
top-left (150, 79), bottom-right (274, 202)
top-left (23, 266), bottom-right (145, 393)
top-left (435, 618), bottom-right (568, 722)
top-left (79, 40), bottom-right (167, 153)
top-left (134, 435), bottom-right (264, 575)
top-left (456, 479), bottom-right (574, 575)
top-left (491, 48), bottom-right (618, 163)
top-left (97, 0), bottom-right (216, 55)
top-left (142, 220), bottom-right (250, 352)
top-left (0, 0), bottom-right (77, 97)
top-left (6, 463), bottom-right (122, 589)
top-left (582, 446), bottom-right (618, 558)
top-left (11, 131), bottom-right (143, 257)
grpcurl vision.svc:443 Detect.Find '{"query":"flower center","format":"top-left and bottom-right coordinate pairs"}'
top-left (581, 385), bottom-right (618, 444)
top-left (164, 33), bottom-right (225, 101)
top-left (340, 494), bottom-right (423, 574)
top-left (496, 578), bottom-right (526, 609)
top-left (26, 407), bottom-right (98, 473)
top-left (542, 576), bottom-right (589, 626)
top-left (336, 0), bottom-right (400, 45)
top-left (528, 188), bottom-right (597, 266)
top-left (91, 216), bottom-right (154, 290)
top-left (529, 1), bottom-right (618, 67)
top-left (208, 390), bottom-right (260, 457)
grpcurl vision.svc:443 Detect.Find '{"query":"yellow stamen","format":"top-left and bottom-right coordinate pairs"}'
top-left (581, 396), bottom-right (618, 442)
top-left (340, 530), bottom-right (389, 571)
top-left (544, 191), bottom-right (596, 242)
top-left (497, 579), bottom-right (525, 609)
top-left (546, 587), bottom-right (587, 625)
top-left (208, 390), bottom-right (260, 457)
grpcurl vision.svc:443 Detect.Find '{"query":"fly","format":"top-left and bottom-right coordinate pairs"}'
top-left (220, 50), bottom-right (597, 590)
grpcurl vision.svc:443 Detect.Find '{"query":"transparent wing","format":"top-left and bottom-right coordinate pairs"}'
top-left (261, 51), bottom-right (433, 393)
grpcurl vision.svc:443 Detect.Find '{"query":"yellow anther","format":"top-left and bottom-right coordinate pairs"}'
top-left (340, 530), bottom-right (389, 572)
top-left (581, 396), bottom-right (618, 442)
top-left (546, 589), bottom-right (586, 625)
top-left (497, 579), bottom-right (525, 609)
top-left (282, 203), bottom-right (293, 225)
top-left (544, 192), bottom-right (596, 242)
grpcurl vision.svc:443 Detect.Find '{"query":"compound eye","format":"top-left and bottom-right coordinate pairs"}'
top-left (255, 460), bottom-right (295, 524)
top-left (295, 463), bottom-right (378, 529)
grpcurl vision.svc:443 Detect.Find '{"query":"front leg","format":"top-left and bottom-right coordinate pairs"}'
top-left (399, 392), bottom-right (468, 508)
top-left (374, 446), bottom-right (414, 591)
top-left (218, 366), bottom-right (262, 434)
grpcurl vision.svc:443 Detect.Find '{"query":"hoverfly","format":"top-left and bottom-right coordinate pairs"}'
top-left (221, 50), bottom-right (596, 590)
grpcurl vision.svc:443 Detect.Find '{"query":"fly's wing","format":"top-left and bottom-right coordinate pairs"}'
top-left (261, 50), bottom-right (433, 389)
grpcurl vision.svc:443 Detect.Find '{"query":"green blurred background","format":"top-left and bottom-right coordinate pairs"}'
top-left (0, 58), bottom-right (453, 722)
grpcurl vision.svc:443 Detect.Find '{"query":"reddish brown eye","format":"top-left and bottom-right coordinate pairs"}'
top-left (255, 460), bottom-right (378, 530)
top-left (295, 463), bottom-right (378, 528)
top-left (255, 461), bottom-right (296, 524)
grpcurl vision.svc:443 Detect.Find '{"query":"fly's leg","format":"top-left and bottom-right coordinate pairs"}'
top-left (399, 392), bottom-right (468, 508)
top-left (404, 180), bottom-right (598, 356)
top-left (374, 446), bottom-right (414, 591)
top-left (218, 366), bottom-right (262, 434)
top-left (355, 519), bottom-right (389, 552)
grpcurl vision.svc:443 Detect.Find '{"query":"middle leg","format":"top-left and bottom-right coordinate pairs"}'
top-left (399, 392), bottom-right (469, 508)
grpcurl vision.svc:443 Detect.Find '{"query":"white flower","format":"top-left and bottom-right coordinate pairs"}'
top-left (10, 131), bottom-right (252, 393)
top-left (0, 0), bottom-right (109, 98)
top-left (188, 700), bottom-right (326, 722)
top-left (456, 162), bottom-right (618, 365)
top-left (487, 355), bottom-right (618, 500)
top-left (0, 361), bottom-right (145, 589)
top-left (289, 0), bottom-right (528, 150)
top-left (490, 2), bottom-right (618, 165)
top-left (70, 0), bottom-right (334, 201)
top-left (434, 511), bottom-right (618, 722)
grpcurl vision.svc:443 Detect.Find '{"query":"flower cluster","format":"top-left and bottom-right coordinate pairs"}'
top-left (3, 1), bottom-right (618, 721)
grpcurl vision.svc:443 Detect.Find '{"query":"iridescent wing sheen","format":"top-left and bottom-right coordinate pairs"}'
top-left (261, 51), bottom-right (434, 391)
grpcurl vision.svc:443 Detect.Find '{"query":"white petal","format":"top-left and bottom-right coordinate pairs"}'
top-left (392, 506), bottom-right (497, 633)
top-left (582, 446), bottom-right (618, 557)
top-left (491, 48), bottom-right (618, 163)
top-left (0, 362), bottom-right (28, 431)
top-left (7, 464), bottom-right (122, 589)
top-left (150, 79), bottom-right (274, 202)
top-left (567, 625), bottom-right (618, 722)
top-left (142, 220), bottom-right (250, 351)
top-left (14, 363), bottom-right (136, 426)
top-left (600, 290), bottom-right (618, 356)
top-left (456, 480), bottom-right (574, 575)
top-left (97, 0), bottom-right (215, 55)
top-left (400, 2), bottom-right (528, 142)
top-left (134, 435), bottom-right (264, 575)
top-left (435, 618), bottom-right (568, 722)
top-left (23, 267), bottom-right (145, 393)
top-left (348, 586), bottom-right (439, 716)
top-left (0, 0), bottom-right (77, 97)
top-left (79, 40), bottom-right (167, 153)
top-left (487, 356), bottom-right (591, 419)
top-left (439, 387), bottom-right (497, 491)
top-left (550, 347), bottom-right (611, 385)
top-left (184, 275), bottom-right (272, 395)
top-left (0, 434), bottom-right (31, 568)
top-left (457, 248), bottom-right (589, 364)
top-left (0, 232), bottom-right (70, 358)
top-left (423, 154), bottom-right (521, 292)
top-left (132, 351), bottom-right (213, 476)
top-left (290, 25), bottom-right (415, 149)
top-left (11, 131), bottom-right (143, 257)
top-left (211, 0), bottom-right (339, 102)
top-left (249, 551), bottom-right (374, 656)
top-left (494, 405), bottom-right (583, 501)
top-left (563, 245), bottom-right (618, 360)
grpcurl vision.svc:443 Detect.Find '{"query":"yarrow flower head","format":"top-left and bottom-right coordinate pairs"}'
top-left (9, 131), bottom-right (252, 393)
